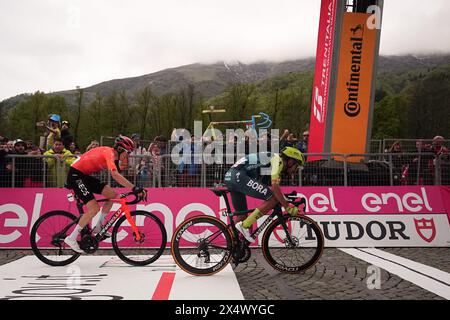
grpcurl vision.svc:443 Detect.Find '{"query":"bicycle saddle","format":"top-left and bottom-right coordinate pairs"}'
top-left (210, 187), bottom-right (230, 197)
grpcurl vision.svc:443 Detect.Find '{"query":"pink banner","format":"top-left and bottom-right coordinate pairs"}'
top-left (308, 0), bottom-right (337, 160)
top-left (278, 186), bottom-right (445, 215)
top-left (439, 186), bottom-right (450, 216)
top-left (0, 186), bottom-right (448, 248)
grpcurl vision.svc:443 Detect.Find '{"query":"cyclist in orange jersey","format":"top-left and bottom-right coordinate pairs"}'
top-left (64, 135), bottom-right (147, 253)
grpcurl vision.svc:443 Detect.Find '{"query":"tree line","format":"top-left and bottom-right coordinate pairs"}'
top-left (0, 63), bottom-right (449, 150)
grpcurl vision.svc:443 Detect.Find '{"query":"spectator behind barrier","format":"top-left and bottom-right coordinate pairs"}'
top-left (6, 140), bottom-right (14, 153)
top-left (60, 120), bottom-right (74, 149)
top-left (431, 135), bottom-right (449, 185)
top-left (297, 130), bottom-right (309, 154)
top-left (177, 135), bottom-right (202, 187)
top-left (129, 133), bottom-right (148, 182)
top-left (24, 140), bottom-right (33, 153)
top-left (148, 139), bottom-right (164, 186)
top-left (406, 139), bottom-right (434, 185)
top-left (36, 114), bottom-right (61, 150)
top-left (280, 129), bottom-right (299, 149)
top-left (86, 140), bottom-right (100, 152)
top-left (432, 136), bottom-right (449, 158)
top-left (153, 135), bottom-right (168, 155)
top-left (68, 142), bottom-right (81, 154)
top-left (10, 139), bottom-right (30, 187)
top-left (25, 140), bottom-right (44, 187)
top-left (43, 138), bottom-right (76, 187)
top-left (0, 139), bottom-right (12, 187)
top-left (386, 141), bottom-right (408, 185)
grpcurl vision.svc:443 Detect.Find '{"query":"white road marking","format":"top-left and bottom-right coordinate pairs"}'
top-left (340, 248), bottom-right (450, 300)
top-left (171, 255), bottom-right (243, 300)
top-left (359, 248), bottom-right (450, 285)
top-left (0, 255), bottom-right (243, 300)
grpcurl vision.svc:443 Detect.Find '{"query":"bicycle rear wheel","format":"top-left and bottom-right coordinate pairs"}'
top-left (30, 211), bottom-right (81, 266)
top-left (171, 216), bottom-right (233, 276)
top-left (112, 210), bottom-right (167, 266)
top-left (262, 215), bottom-right (324, 273)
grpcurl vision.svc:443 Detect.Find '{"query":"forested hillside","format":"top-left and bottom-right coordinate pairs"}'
top-left (1, 55), bottom-right (449, 149)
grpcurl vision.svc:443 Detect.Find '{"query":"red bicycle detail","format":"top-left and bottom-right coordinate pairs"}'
top-left (30, 191), bottom-right (167, 266)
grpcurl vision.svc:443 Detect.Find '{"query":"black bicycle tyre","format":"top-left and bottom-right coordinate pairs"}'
top-left (171, 215), bottom-right (233, 276)
top-left (262, 215), bottom-right (324, 273)
top-left (111, 210), bottom-right (167, 266)
top-left (30, 210), bottom-right (81, 266)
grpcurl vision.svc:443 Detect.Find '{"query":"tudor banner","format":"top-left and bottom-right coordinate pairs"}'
top-left (331, 12), bottom-right (379, 158)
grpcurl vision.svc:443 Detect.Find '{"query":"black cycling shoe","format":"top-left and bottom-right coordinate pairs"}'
top-left (96, 231), bottom-right (111, 241)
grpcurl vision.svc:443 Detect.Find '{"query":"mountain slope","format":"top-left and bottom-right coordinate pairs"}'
top-left (2, 54), bottom-right (450, 108)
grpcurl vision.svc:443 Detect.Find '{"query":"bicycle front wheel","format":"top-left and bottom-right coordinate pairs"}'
top-left (112, 210), bottom-right (167, 266)
top-left (30, 210), bottom-right (81, 266)
top-left (262, 215), bottom-right (324, 273)
top-left (171, 216), bottom-right (233, 276)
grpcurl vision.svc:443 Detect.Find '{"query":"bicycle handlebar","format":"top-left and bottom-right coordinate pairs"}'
top-left (284, 191), bottom-right (307, 211)
top-left (118, 190), bottom-right (147, 205)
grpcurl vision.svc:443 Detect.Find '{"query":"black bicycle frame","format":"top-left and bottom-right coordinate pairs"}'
top-left (95, 207), bottom-right (124, 240)
top-left (228, 204), bottom-right (297, 246)
top-left (64, 197), bottom-right (124, 241)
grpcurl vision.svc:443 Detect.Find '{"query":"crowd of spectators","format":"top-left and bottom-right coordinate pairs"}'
top-left (1, 113), bottom-right (448, 188)
top-left (384, 136), bottom-right (449, 185)
top-left (0, 113), bottom-right (173, 188)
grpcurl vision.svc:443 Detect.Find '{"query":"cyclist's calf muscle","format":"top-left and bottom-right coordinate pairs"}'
top-left (78, 199), bottom-right (101, 228)
top-left (256, 196), bottom-right (278, 214)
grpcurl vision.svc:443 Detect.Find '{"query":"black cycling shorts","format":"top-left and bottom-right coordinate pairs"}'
top-left (66, 167), bottom-right (107, 204)
top-left (224, 168), bottom-right (273, 212)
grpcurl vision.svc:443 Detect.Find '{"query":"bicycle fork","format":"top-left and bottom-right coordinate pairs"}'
top-left (122, 200), bottom-right (143, 242)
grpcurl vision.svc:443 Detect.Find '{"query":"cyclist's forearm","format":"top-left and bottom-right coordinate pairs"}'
top-left (111, 170), bottom-right (134, 189)
top-left (271, 183), bottom-right (288, 208)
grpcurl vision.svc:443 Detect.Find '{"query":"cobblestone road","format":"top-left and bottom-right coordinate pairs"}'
top-left (1, 248), bottom-right (448, 300)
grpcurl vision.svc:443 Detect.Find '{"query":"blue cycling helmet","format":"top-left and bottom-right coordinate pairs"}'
top-left (49, 114), bottom-right (61, 122)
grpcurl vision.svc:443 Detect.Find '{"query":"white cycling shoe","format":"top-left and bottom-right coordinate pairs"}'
top-left (64, 237), bottom-right (84, 254)
top-left (236, 221), bottom-right (254, 243)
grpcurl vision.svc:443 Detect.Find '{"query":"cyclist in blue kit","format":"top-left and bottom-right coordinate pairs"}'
top-left (224, 146), bottom-right (306, 242)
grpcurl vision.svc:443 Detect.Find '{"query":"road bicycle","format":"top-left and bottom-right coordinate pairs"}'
top-left (30, 190), bottom-right (167, 266)
top-left (171, 188), bottom-right (324, 276)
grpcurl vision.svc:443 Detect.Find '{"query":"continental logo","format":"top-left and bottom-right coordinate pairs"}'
top-left (344, 24), bottom-right (364, 118)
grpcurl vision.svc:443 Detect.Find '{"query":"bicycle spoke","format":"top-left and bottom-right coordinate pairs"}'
top-left (171, 216), bottom-right (232, 276)
top-left (30, 211), bottom-right (80, 266)
top-left (112, 211), bottom-right (166, 266)
top-left (262, 217), bottom-right (324, 273)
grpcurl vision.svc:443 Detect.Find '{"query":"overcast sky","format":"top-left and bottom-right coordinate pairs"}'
top-left (1, 0), bottom-right (450, 101)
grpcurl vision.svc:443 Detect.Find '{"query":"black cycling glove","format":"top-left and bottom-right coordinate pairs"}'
top-left (132, 186), bottom-right (145, 194)
top-left (132, 186), bottom-right (147, 202)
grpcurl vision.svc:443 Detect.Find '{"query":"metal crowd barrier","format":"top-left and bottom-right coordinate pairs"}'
top-left (0, 152), bottom-right (448, 188)
top-left (0, 155), bottom-right (79, 188)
